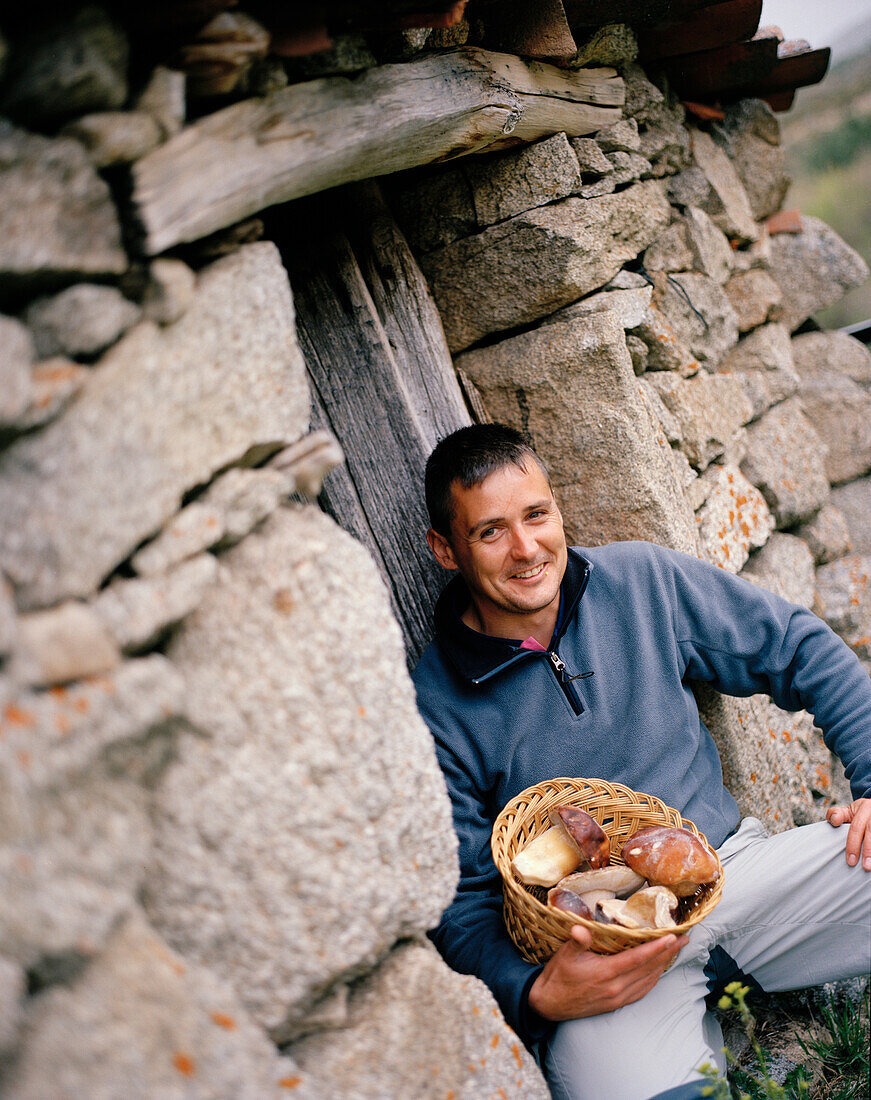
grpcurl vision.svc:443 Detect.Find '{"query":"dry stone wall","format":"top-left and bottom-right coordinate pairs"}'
top-left (0, 5), bottom-right (869, 1098)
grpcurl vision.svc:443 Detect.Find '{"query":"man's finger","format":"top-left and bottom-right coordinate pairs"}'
top-left (844, 801), bottom-right (871, 870)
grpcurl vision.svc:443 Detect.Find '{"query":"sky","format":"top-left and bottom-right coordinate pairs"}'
top-left (760, 0), bottom-right (871, 61)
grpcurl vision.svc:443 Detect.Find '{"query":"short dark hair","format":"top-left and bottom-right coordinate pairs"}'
top-left (424, 423), bottom-right (551, 538)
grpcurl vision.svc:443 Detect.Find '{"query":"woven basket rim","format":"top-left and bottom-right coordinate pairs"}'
top-left (491, 776), bottom-right (724, 961)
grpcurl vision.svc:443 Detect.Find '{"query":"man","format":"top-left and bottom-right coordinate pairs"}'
top-left (412, 423), bottom-right (871, 1100)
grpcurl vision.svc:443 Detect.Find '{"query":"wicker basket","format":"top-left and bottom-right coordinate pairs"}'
top-left (491, 777), bottom-right (724, 963)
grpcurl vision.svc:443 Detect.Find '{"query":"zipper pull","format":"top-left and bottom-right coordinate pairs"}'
top-left (548, 651), bottom-right (593, 682)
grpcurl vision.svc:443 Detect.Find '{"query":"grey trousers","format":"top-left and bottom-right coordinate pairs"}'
top-left (544, 817), bottom-right (871, 1100)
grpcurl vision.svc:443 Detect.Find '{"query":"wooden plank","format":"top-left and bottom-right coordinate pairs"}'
top-left (563, 0), bottom-right (676, 26)
top-left (661, 36), bottom-right (778, 100)
top-left (274, 190), bottom-right (470, 663)
top-left (132, 47), bottom-right (623, 255)
top-left (638, 0), bottom-right (762, 61)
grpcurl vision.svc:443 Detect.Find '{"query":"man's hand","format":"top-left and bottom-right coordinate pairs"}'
top-left (826, 797), bottom-right (871, 871)
top-left (527, 924), bottom-right (688, 1022)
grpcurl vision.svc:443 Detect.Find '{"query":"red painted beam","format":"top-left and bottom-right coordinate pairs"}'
top-left (661, 36), bottom-right (779, 100)
top-left (638, 0), bottom-right (762, 61)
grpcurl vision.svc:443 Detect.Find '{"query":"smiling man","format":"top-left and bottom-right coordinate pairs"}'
top-left (412, 423), bottom-right (871, 1100)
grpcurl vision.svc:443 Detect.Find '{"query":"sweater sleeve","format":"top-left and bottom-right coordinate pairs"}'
top-left (413, 674), bottom-right (552, 1045)
top-left (663, 547), bottom-right (871, 801)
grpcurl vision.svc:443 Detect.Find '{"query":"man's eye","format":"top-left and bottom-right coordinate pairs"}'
top-left (480, 527), bottom-right (498, 540)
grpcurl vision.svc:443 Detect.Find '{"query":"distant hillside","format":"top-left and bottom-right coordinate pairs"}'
top-left (780, 43), bottom-right (871, 329)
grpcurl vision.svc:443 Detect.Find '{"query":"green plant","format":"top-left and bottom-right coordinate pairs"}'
top-left (698, 982), bottom-right (810, 1100)
top-left (699, 983), bottom-right (870, 1100)
top-left (795, 990), bottom-right (870, 1100)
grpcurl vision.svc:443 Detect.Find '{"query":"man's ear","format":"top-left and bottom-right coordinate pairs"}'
top-left (427, 528), bottom-right (459, 571)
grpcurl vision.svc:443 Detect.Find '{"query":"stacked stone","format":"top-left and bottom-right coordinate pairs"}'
top-left (390, 68), bottom-right (869, 833)
top-left (0, 7), bottom-right (548, 1097)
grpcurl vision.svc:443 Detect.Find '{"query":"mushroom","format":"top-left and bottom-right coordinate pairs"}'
top-left (622, 826), bottom-right (719, 897)
top-left (548, 887), bottom-right (594, 919)
top-left (558, 866), bottom-right (645, 898)
top-left (549, 805), bottom-right (610, 869)
top-left (595, 886), bottom-right (678, 930)
top-left (512, 826), bottom-right (582, 887)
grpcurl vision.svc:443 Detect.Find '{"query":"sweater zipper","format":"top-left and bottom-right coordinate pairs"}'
top-left (547, 650), bottom-right (586, 715)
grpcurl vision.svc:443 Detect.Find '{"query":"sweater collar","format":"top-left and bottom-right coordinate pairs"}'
top-left (433, 547), bottom-right (592, 684)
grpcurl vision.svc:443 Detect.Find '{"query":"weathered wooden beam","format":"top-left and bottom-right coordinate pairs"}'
top-left (132, 47), bottom-right (623, 255)
top-left (274, 186), bottom-right (470, 663)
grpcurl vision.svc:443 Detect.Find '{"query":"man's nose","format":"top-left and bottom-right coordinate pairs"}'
top-left (509, 525), bottom-right (537, 559)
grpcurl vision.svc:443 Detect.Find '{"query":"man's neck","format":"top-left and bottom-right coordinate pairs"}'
top-left (460, 600), bottom-right (559, 649)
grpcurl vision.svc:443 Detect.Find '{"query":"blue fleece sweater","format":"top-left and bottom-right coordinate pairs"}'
top-left (412, 542), bottom-right (871, 1042)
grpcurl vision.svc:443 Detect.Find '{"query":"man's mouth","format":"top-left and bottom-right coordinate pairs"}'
top-left (510, 563), bottom-right (547, 580)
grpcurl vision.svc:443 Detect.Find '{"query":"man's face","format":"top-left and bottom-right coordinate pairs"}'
top-left (428, 460), bottom-right (568, 637)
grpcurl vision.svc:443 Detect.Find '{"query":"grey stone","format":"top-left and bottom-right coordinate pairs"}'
top-left (25, 284), bottom-right (141, 359)
top-left (421, 180), bottom-right (671, 352)
top-left (795, 503), bottom-right (852, 565)
top-left (694, 464), bottom-right (774, 572)
top-left (0, 574), bottom-right (15, 657)
top-left (792, 342), bottom-right (871, 486)
top-left (93, 554), bottom-right (219, 653)
top-left (4, 909), bottom-right (309, 1100)
top-left (389, 166), bottom-right (475, 254)
top-left (0, 775), bottom-right (151, 970)
top-left (622, 62), bottom-right (666, 122)
top-left (626, 332), bottom-right (649, 374)
top-left (768, 216), bottom-right (870, 331)
top-left (577, 177), bottom-right (616, 198)
top-left (0, 655), bottom-right (185, 793)
top-left (711, 99), bottom-right (789, 221)
top-left (630, 305), bottom-right (699, 375)
top-left (136, 66), bottom-right (187, 138)
top-left (131, 503), bottom-right (226, 576)
top-left (0, 242), bottom-right (309, 610)
top-left (0, 6), bottom-right (128, 127)
top-left (0, 314), bottom-right (34, 423)
top-left (570, 137), bottom-right (613, 176)
top-left (16, 358), bottom-right (89, 432)
top-left (741, 398), bottom-right (830, 527)
top-left (0, 955), bottom-right (24, 1054)
top-left (791, 330), bottom-right (871, 387)
top-left (740, 532), bottom-right (816, 608)
top-left (684, 206), bottom-right (733, 285)
top-left (723, 269), bottom-right (783, 332)
top-left (670, 130), bottom-right (758, 242)
top-left (456, 310), bottom-right (698, 552)
top-left (63, 110), bottom-right (162, 168)
top-left (7, 601), bottom-right (120, 689)
top-left (695, 686), bottom-right (795, 832)
top-left (464, 132), bottom-right (581, 225)
top-left (643, 221), bottom-right (693, 274)
top-left (548, 285), bottom-right (653, 330)
top-left (815, 554), bottom-right (871, 661)
top-left (606, 270), bottom-right (649, 291)
top-left (141, 257), bottom-right (196, 325)
top-left (291, 942), bottom-right (550, 1099)
top-left (146, 505), bottom-right (459, 1039)
top-left (831, 477), bottom-right (871, 554)
top-left (638, 375), bottom-right (681, 444)
top-left (656, 271), bottom-right (739, 368)
top-left (595, 117), bottom-right (641, 153)
top-left (605, 150), bottom-right (652, 186)
top-left (0, 122), bottom-right (127, 296)
top-left (717, 323), bottom-right (799, 421)
top-left (573, 22), bottom-right (638, 66)
top-left (265, 430), bottom-right (343, 499)
top-left (645, 371), bottom-right (751, 472)
top-left (203, 466), bottom-right (293, 545)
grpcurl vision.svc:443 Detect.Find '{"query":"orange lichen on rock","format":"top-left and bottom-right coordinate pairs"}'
top-left (511, 1042), bottom-right (524, 1069)
top-left (491, 1034), bottom-right (500, 1048)
top-left (210, 1011), bottom-right (236, 1029)
top-left (3, 704), bottom-right (36, 728)
top-left (172, 1052), bottom-right (196, 1077)
top-left (279, 1076), bottom-right (303, 1089)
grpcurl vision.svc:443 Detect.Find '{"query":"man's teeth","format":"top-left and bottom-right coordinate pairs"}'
top-left (513, 564), bottom-right (545, 579)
